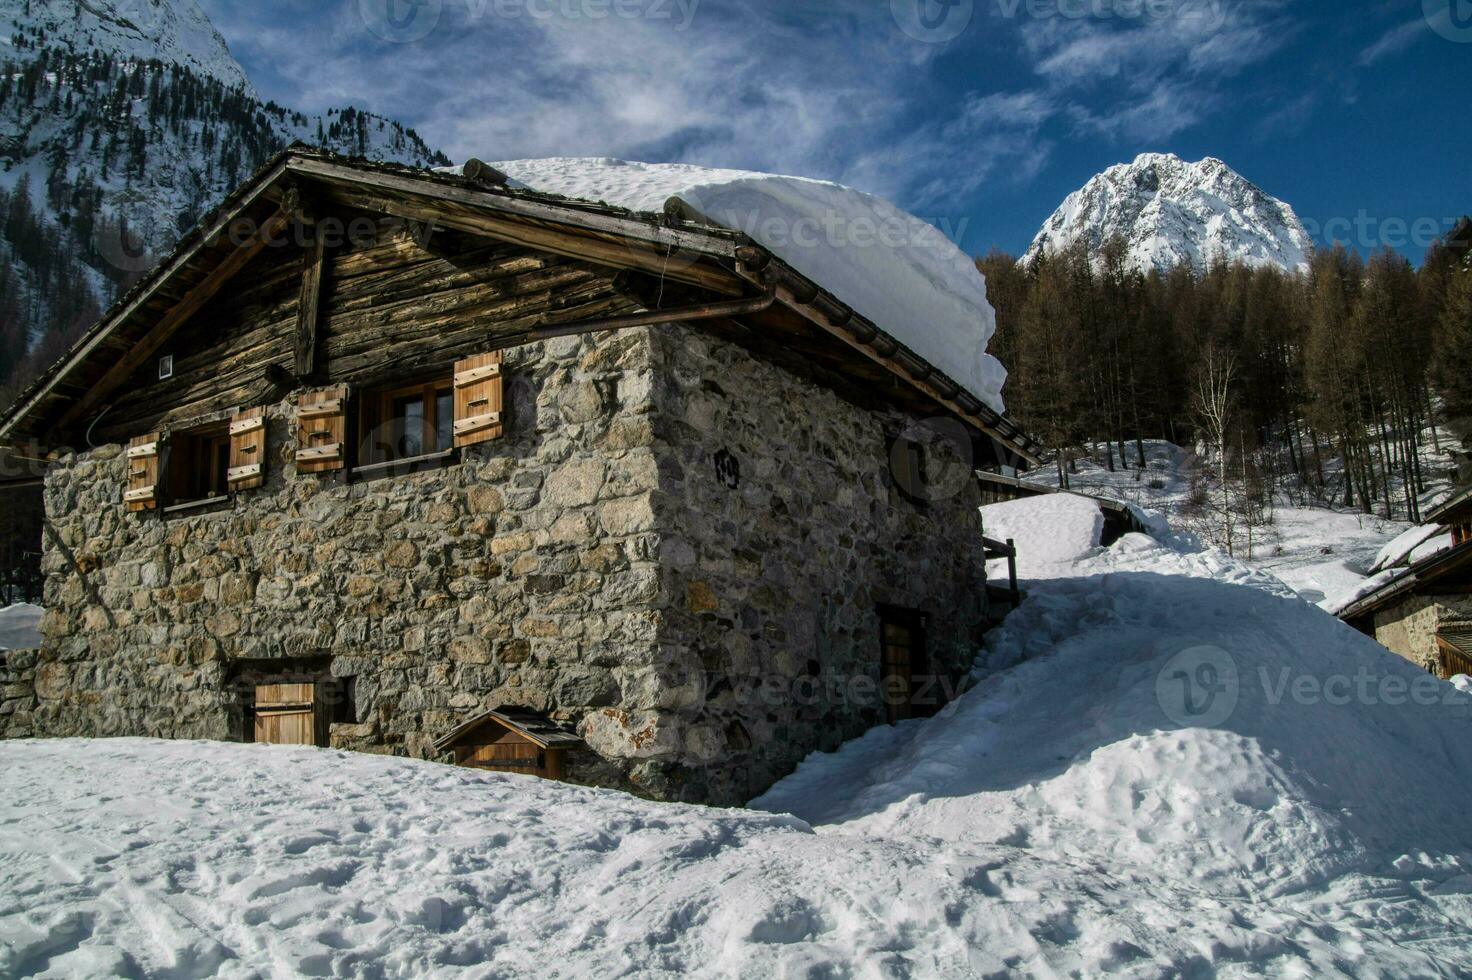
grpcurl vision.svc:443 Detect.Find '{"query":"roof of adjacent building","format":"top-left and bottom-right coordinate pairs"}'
top-left (1335, 538), bottom-right (1472, 623)
top-left (1425, 486), bottom-right (1472, 527)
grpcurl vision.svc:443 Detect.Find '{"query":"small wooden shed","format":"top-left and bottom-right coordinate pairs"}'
top-left (435, 708), bottom-right (582, 780)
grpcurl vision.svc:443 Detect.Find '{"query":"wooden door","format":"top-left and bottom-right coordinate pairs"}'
top-left (253, 683), bottom-right (319, 745)
top-left (882, 620), bottom-right (915, 724)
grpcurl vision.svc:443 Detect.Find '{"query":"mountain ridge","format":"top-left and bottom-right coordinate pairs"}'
top-left (1023, 152), bottom-right (1313, 275)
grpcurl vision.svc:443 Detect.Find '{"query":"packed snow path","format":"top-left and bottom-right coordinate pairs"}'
top-left (3, 527), bottom-right (1472, 975)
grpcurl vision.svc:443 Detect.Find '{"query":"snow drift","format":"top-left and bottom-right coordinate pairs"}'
top-left (479, 158), bottom-right (1008, 413)
top-left (6, 502), bottom-right (1472, 973)
top-left (0, 603), bottom-right (42, 650)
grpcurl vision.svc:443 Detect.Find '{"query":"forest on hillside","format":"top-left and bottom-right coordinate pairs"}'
top-left (979, 220), bottom-right (1472, 546)
top-left (0, 43), bottom-right (448, 411)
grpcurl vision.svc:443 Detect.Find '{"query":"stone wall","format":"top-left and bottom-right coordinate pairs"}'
top-left (0, 648), bottom-right (37, 737)
top-left (30, 329), bottom-right (665, 793)
top-left (23, 320), bottom-right (994, 805)
top-left (1374, 594), bottom-right (1472, 674)
top-left (630, 327), bottom-right (991, 803)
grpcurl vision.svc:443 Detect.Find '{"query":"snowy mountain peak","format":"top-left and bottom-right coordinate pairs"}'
top-left (1024, 152), bottom-right (1312, 275)
top-left (0, 0), bottom-right (252, 92)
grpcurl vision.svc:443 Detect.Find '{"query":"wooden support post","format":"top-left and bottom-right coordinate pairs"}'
top-left (295, 230), bottom-right (327, 378)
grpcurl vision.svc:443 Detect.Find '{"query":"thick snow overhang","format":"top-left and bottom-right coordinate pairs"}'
top-left (0, 146), bottom-right (1041, 465)
top-left (1336, 539), bottom-right (1472, 624)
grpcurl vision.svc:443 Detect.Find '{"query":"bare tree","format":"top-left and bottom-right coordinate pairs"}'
top-left (1194, 347), bottom-right (1239, 555)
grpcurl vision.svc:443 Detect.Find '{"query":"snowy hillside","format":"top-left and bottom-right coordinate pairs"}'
top-left (4, 501), bottom-right (1472, 975)
top-left (486, 157), bottom-right (1008, 412)
top-left (1023, 153), bottom-right (1313, 274)
top-left (0, 0), bottom-right (252, 91)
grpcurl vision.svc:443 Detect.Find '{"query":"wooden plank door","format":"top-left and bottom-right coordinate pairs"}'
top-left (253, 683), bottom-right (318, 746)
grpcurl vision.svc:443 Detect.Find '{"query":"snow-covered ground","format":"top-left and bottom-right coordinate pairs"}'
top-left (4, 499), bottom-right (1472, 975)
top-left (1029, 440), bottom-right (1439, 611)
top-left (0, 603), bottom-right (42, 650)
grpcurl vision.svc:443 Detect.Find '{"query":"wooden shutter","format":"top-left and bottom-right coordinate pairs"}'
top-left (296, 386), bottom-right (347, 473)
top-left (453, 352), bottom-right (504, 447)
top-left (227, 407), bottom-right (267, 491)
top-left (124, 433), bottom-right (161, 512)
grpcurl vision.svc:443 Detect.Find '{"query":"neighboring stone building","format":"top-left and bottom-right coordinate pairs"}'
top-left (1338, 488), bottom-right (1472, 679)
top-left (0, 148), bottom-right (1039, 805)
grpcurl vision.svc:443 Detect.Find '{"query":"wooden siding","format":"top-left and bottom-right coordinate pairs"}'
top-left (94, 226), bottom-right (641, 442)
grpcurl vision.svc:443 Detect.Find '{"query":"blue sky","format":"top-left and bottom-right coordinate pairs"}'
top-left (198, 0), bottom-right (1472, 262)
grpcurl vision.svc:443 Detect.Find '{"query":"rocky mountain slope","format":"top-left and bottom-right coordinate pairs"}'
top-left (1023, 152), bottom-right (1313, 274)
top-left (0, 0), bottom-right (448, 392)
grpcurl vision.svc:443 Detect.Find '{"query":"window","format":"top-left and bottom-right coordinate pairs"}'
top-left (167, 425), bottom-right (232, 504)
top-left (888, 434), bottom-right (928, 506)
top-left (357, 378), bottom-right (454, 466)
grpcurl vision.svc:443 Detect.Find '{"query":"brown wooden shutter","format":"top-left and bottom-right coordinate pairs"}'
top-left (124, 433), bottom-right (161, 512)
top-left (453, 352), bottom-right (504, 447)
top-left (296, 386), bottom-right (347, 473)
top-left (227, 407), bottom-right (267, 491)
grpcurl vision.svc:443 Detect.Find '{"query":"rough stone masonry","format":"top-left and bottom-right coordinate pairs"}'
top-left (11, 323), bottom-right (992, 805)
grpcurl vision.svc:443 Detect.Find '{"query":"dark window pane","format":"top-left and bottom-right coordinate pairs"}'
top-left (394, 396), bottom-right (425, 458)
top-left (435, 390), bottom-right (453, 452)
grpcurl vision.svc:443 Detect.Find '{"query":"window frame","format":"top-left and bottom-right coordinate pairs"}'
top-left (164, 423), bottom-right (234, 508)
top-left (353, 373), bottom-right (458, 473)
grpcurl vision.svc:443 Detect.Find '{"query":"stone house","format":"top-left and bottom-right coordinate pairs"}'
top-left (1339, 488), bottom-right (1472, 679)
top-left (0, 148), bottom-right (1039, 805)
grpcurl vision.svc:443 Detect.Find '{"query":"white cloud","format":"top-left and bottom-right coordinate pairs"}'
top-left (1357, 18), bottom-right (1426, 66)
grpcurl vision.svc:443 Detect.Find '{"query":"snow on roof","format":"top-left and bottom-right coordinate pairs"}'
top-left (981, 494), bottom-right (1104, 577)
top-left (1370, 523), bottom-right (1447, 573)
top-left (468, 158), bottom-right (1008, 413)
